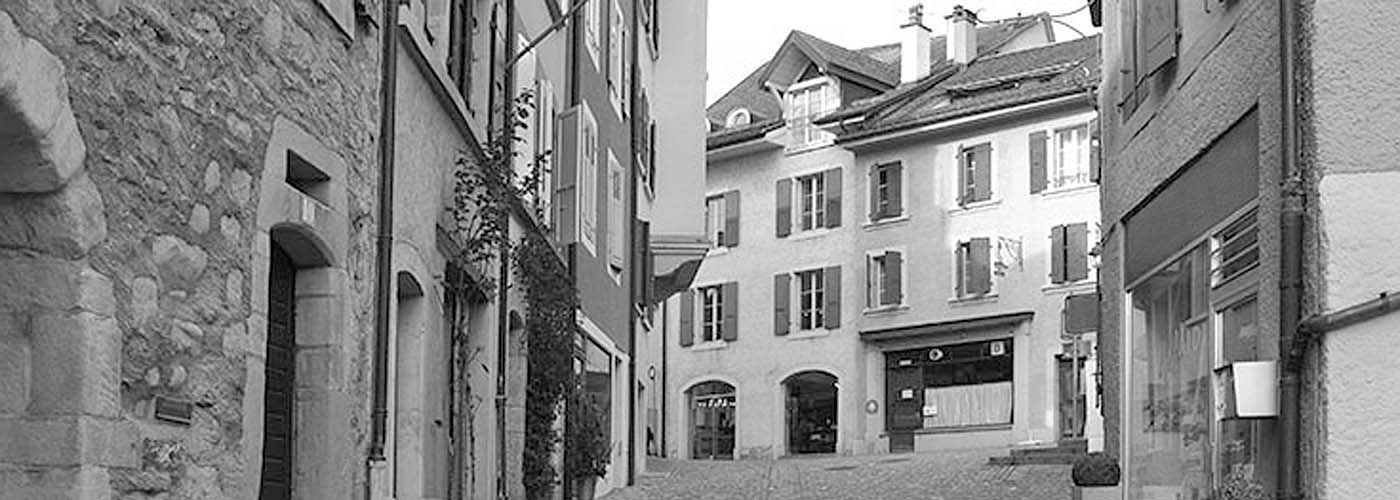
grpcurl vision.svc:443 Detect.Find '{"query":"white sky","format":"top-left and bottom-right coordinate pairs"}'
top-left (705, 0), bottom-right (1102, 105)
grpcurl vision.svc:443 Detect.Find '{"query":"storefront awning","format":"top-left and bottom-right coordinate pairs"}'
top-left (859, 311), bottom-right (1035, 342)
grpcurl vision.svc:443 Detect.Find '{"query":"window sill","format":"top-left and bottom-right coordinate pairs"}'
top-left (863, 215), bottom-right (910, 230)
top-left (864, 304), bottom-right (909, 316)
top-left (784, 140), bottom-right (835, 156)
top-left (948, 293), bottom-right (999, 306)
top-left (950, 198), bottom-right (1002, 216)
top-left (1041, 281), bottom-right (1095, 295)
top-left (690, 341), bottom-right (729, 351)
top-left (788, 228), bottom-right (834, 242)
top-left (787, 329), bottom-right (833, 340)
top-left (1038, 183), bottom-right (1097, 200)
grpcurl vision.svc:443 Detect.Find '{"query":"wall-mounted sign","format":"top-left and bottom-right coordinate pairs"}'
top-left (921, 405), bottom-right (937, 417)
top-left (898, 358), bottom-right (914, 367)
top-left (990, 341), bottom-right (1006, 356)
top-left (865, 400), bottom-right (879, 414)
top-left (899, 388), bottom-right (915, 400)
top-left (154, 396), bottom-right (193, 426)
top-left (928, 348), bottom-right (945, 361)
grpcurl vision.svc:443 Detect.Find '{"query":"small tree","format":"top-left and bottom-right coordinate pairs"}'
top-left (567, 395), bottom-right (612, 479)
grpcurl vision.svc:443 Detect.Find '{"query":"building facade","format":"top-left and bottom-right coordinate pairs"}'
top-left (0, 0), bottom-right (706, 498)
top-left (667, 6), bottom-right (1105, 461)
top-left (1096, 0), bottom-right (1400, 499)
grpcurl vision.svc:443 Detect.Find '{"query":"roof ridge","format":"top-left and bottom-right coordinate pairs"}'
top-left (971, 32), bottom-right (1101, 64)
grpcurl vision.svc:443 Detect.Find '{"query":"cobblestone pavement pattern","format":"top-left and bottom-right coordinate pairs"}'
top-left (601, 450), bottom-right (1071, 500)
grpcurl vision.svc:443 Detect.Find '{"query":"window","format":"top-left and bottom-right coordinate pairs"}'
top-left (796, 269), bottom-right (825, 330)
top-left (885, 340), bottom-right (1014, 431)
top-left (869, 161), bottom-right (904, 221)
top-left (1210, 208), bottom-right (1259, 287)
top-left (797, 173), bottom-right (826, 231)
top-left (535, 79), bottom-right (556, 227)
top-left (867, 250), bottom-right (904, 308)
top-left (725, 108), bottom-right (752, 128)
top-left (958, 144), bottom-right (992, 205)
top-left (513, 36), bottom-right (539, 196)
top-left (784, 79), bottom-right (838, 150)
top-left (584, 0), bottom-right (601, 67)
top-left (607, 152), bottom-right (625, 276)
top-left (579, 104), bottom-right (599, 253)
top-left (1052, 125), bottom-right (1091, 189)
top-left (607, 0), bottom-right (628, 115)
top-left (700, 285), bottom-right (724, 342)
top-left (955, 238), bottom-right (992, 297)
top-left (1050, 223), bottom-right (1090, 284)
top-left (704, 192), bottom-right (739, 248)
top-left (1118, 0), bottom-right (1178, 117)
top-left (446, 0), bottom-right (476, 105)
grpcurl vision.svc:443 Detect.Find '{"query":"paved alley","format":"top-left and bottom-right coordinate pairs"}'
top-left (602, 450), bottom-right (1072, 500)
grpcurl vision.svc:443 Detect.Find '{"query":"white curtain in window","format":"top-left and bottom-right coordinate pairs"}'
top-left (921, 381), bottom-right (1012, 428)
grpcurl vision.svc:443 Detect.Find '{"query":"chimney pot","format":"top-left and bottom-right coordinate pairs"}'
top-left (900, 3), bottom-right (932, 83)
top-left (946, 4), bottom-right (978, 64)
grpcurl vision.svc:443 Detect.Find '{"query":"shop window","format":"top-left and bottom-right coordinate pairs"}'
top-left (1211, 208), bottom-right (1259, 287)
top-left (885, 339), bottom-right (1014, 431)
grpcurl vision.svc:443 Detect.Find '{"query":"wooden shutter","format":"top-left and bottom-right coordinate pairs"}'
top-left (679, 290), bottom-right (695, 346)
top-left (774, 274), bottom-right (790, 336)
top-left (1089, 118), bottom-right (1102, 183)
top-left (1030, 131), bottom-right (1048, 194)
top-left (969, 237), bottom-right (991, 295)
top-left (956, 149), bottom-right (968, 206)
top-left (723, 190), bottom-right (740, 247)
top-left (973, 144), bottom-right (993, 202)
top-left (955, 243), bottom-right (966, 297)
top-left (1138, 0), bottom-right (1177, 78)
top-left (869, 166), bottom-right (881, 220)
top-left (888, 162), bottom-right (904, 217)
top-left (881, 251), bottom-right (903, 305)
top-left (1067, 223), bottom-right (1089, 282)
top-left (823, 266), bottom-right (841, 329)
top-left (825, 168), bottom-right (842, 228)
top-left (776, 178), bottom-right (793, 237)
top-left (1050, 225), bottom-right (1067, 284)
top-left (1118, 0), bottom-right (1139, 110)
top-left (721, 282), bottom-right (739, 341)
top-left (555, 109), bottom-right (580, 245)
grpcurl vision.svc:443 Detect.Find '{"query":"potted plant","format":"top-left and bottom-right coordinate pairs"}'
top-left (1216, 470), bottom-right (1269, 500)
top-left (1072, 452), bottom-right (1121, 500)
top-left (568, 395), bottom-right (612, 500)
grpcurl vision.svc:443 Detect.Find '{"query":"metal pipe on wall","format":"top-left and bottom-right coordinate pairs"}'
top-left (1276, 0), bottom-right (1304, 498)
top-left (497, 1), bottom-right (518, 497)
top-left (371, 0), bottom-right (403, 465)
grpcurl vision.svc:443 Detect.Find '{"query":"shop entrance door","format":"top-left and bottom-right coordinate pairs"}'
top-left (689, 382), bottom-right (735, 460)
top-left (885, 365), bottom-right (922, 453)
top-left (1057, 356), bottom-right (1086, 439)
top-left (784, 371), bottom-right (838, 455)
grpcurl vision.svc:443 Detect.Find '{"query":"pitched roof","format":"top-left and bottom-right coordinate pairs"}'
top-left (843, 34), bottom-right (1101, 142)
top-left (706, 15), bottom-right (1048, 132)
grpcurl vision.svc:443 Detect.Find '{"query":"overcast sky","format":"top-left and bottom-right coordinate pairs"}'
top-left (705, 0), bottom-right (1101, 105)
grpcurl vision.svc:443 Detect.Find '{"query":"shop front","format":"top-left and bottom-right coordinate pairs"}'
top-left (883, 337), bottom-right (1016, 452)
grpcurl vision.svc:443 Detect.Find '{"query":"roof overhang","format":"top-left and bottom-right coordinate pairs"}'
top-left (707, 127), bottom-right (784, 162)
top-left (860, 311), bottom-right (1035, 343)
top-left (839, 92), bottom-right (1087, 152)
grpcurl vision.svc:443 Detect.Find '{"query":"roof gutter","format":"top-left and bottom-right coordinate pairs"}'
top-left (838, 92), bottom-right (1084, 150)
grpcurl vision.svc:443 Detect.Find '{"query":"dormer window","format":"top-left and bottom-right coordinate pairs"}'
top-left (725, 108), bottom-right (752, 128)
top-left (784, 77), bottom-right (839, 150)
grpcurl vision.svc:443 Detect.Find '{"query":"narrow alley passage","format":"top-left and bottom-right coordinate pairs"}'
top-left (602, 450), bottom-right (1071, 500)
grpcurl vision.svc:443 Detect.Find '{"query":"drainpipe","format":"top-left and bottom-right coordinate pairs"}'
top-left (626, 0), bottom-right (641, 485)
top-left (498, 1), bottom-right (518, 497)
top-left (1277, 0), bottom-right (1303, 498)
top-left (371, 0), bottom-right (403, 469)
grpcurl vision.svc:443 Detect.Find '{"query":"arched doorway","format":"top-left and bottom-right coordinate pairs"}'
top-left (687, 381), bottom-right (735, 460)
top-left (784, 371), bottom-right (837, 455)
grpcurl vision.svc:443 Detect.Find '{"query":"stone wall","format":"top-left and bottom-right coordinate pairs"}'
top-left (0, 0), bottom-right (381, 497)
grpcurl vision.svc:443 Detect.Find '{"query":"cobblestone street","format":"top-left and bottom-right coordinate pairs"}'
top-left (602, 450), bottom-right (1072, 500)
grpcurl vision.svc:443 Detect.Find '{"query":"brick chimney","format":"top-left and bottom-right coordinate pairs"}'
top-left (900, 4), bottom-right (932, 83)
top-left (946, 4), bottom-right (977, 65)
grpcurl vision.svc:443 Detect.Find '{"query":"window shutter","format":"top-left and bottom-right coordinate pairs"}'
top-left (869, 166), bottom-right (881, 220)
top-left (956, 150), bottom-right (968, 206)
top-left (973, 145), bottom-right (993, 202)
top-left (556, 110), bottom-right (580, 245)
top-left (1050, 225), bottom-right (1067, 284)
top-left (888, 162), bottom-right (904, 217)
top-left (1030, 131), bottom-right (1048, 194)
top-left (969, 237), bottom-right (991, 295)
top-left (955, 244), bottom-right (966, 297)
top-left (1138, 0), bottom-right (1177, 78)
top-left (776, 178), bottom-right (793, 237)
top-left (774, 274), bottom-right (790, 336)
top-left (723, 190), bottom-right (741, 247)
top-left (823, 266), bottom-right (841, 329)
top-left (721, 282), bottom-right (739, 341)
top-left (679, 289), bottom-right (695, 347)
top-left (1118, 0), bottom-right (1139, 111)
top-left (1067, 222), bottom-right (1089, 282)
top-left (1089, 118), bottom-right (1102, 183)
top-left (825, 168), bottom-right (842, 228)
top-left (881, 251), bottom-right (903, 305)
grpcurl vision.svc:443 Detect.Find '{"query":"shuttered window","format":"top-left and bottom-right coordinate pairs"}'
top-left (797, 269), bottom-right (825, 330)
top-left (777, 168), bottom-right (843, 237)
top-left (704, 191), bottom-right (740, 248)
top-left (690, 283), bottom-right (739, 344)
top-left (870, 161), bottom-right (904, 221)
top-left (446, 0), bottom-right (475, 107)
top-left (867, 251), bottom-right (904, 308)
top-left (607, 152), bottom-right (625, 275)
top-left (579, 104), bottom-right (599, 253)
top-left (1119, 0), bottom-right (1177, 117)
top-left (797, 173), bottom-right (826, 231)
top-left (1050, 223), bottom-right (1090, 284)
top-left (584, 0), bottom-right (601, 66)
top-left (957, 238), bottom-right (992, 297)
top-left (957, 144), bottom-right (992, 205)
top-left (700, 285), bottom-right (724, 342)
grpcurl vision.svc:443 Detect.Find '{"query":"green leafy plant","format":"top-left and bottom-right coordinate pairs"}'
top-left (516, 234), bottom-right (579, 500)
top-left (567, 394), bottom-right (613, 479)
top-left (1071, 452), bottom-right (1121, 487)
top-left (1215, 470), bottom-right (1268, 500)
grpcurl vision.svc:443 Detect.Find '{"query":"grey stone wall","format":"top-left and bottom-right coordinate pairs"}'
top-left (0, 0), bottom-right (381, 497)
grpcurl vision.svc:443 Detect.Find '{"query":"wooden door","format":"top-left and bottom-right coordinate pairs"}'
top-left (260, 244), bottom-right (296, 499)
top-left (1057, 357), bottom-right (1086, 439)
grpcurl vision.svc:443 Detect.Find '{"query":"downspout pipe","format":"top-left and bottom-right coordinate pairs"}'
top-left (1277, 0), bottom-right (1303, 498)
top-left (498, 2), bottom-right (518, 498)
top-left (371, 0), bottom-right (403, 465)
top-left (626, 0), bottom-right (641, 486)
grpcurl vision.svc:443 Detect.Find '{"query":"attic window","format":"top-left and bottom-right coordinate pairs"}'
top-left (726, 108), bottom-right (752, 127)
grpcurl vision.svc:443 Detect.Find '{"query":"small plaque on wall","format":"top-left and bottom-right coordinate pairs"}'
top-left (154, 396), bottom-right (194, 426)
